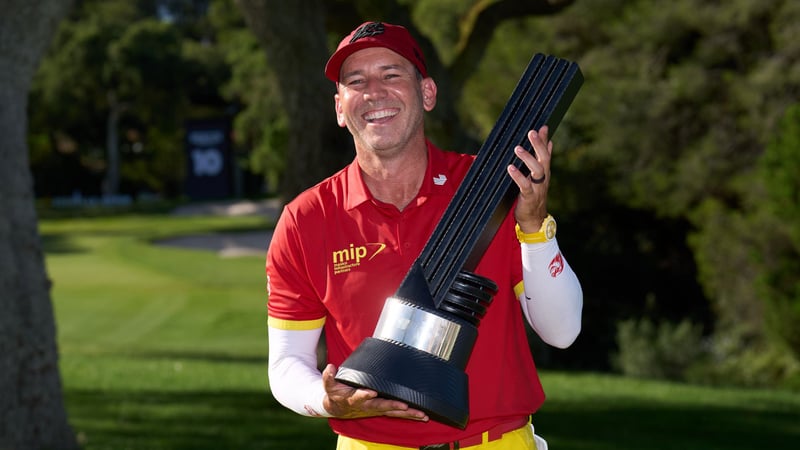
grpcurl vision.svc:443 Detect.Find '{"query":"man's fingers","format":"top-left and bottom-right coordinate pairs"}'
top-left (321, 363), bottom-right (429, 421)
top-left (367, 398), bottom-right (429, 421)
top-left (321, 364), bottom-right (336, 382)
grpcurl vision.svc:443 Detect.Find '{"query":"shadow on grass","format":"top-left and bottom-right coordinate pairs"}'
top-left (129, 350), bottom-right (268, 365)
top-left (533, 399), bottom-right (800, 450)
top-left (65, 389), bottom-right (337, 450)
top-left (63, 363), bottom-right (800, 450)
top-left (65, 388), bottom-right (800, 450)
top-left (41, 233), bottom-right (89, 254)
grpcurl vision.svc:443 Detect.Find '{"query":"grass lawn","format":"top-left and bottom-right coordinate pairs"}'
top-left (43, 212), bottom-right (800, 449)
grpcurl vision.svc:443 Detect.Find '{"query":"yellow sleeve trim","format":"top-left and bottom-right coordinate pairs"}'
top-left (513, 281), bottom-right (525, 299)
top-left (268, 316), bottom-right (326, 331)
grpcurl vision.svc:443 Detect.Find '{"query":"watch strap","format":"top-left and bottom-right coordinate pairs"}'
top-left (515, 214), bottom-right (556, 243)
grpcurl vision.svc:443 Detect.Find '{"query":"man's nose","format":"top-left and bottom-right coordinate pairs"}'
top-left (362, 77), bottom-right (388, 100)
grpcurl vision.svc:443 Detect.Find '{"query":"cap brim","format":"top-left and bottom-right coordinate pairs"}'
top-left (324, 41), bottom-right (381, 82)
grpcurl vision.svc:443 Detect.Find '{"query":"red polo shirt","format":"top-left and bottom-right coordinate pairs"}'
top-left (266, 140), bottom-right (544, 447)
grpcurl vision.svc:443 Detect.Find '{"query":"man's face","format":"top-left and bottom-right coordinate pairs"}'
top-left (335, 47), bottom-right (436, 157)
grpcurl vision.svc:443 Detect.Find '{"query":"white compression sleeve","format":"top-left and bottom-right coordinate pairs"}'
top-left (267, 325), bottom-right (332, 417)
top-left (519, 239), bottom-right (583, 348)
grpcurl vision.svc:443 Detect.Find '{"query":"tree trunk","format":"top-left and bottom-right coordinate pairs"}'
top-left (103, 90), bottom-right (123, 196)
top-left (0, 1), bottom-right (78, 449)
top-left (235, 0), bottom-right (353, 202)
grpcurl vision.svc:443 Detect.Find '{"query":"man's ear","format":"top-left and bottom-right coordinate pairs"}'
top-left (335, 92), bottom-right (346, 128)
top-left (421, 78), bottom-right (437, 111)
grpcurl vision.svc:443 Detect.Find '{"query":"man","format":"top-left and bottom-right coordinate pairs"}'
top-left (266, 21), bottom-right (583, 450)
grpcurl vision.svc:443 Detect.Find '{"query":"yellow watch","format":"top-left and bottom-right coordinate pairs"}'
top-left (515, 214), bottom-right (557, 244)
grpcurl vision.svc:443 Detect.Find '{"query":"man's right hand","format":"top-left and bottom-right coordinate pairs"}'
top-left (321, 364), bottom-right (430, 421)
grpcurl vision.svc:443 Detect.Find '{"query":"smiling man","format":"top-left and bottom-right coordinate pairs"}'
top-left (265, 21), bottom-right (583, 450)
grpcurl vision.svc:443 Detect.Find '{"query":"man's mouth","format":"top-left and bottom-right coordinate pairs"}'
top-left (363, 109), bottom-right (398, 123)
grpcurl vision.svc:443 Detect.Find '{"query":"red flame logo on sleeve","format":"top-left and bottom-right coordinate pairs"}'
top-left (549, 252), bottom-right (564, 278)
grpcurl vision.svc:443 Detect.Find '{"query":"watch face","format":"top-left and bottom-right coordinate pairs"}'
top-left (545, 219), bottom-right (557, 239)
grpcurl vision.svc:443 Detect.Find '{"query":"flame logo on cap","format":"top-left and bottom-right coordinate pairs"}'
top-left (350, 22), bottom-right (385, 43)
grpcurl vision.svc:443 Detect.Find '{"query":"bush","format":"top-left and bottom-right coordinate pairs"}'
top-left (613, 318), bottom-right (706, 381)
top-left (686, 337), bottom-right (800, 389)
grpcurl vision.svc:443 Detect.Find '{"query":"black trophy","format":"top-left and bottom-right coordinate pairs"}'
top-left (335, 54), bottom-right (583, 429)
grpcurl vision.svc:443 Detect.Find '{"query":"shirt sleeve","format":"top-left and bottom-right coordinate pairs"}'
top-left (517, 239), bottom-right (583, 348)
top-left (267, 324), bottom-right (332, 417)
top-left (266, 205), bottom-right (328, 322)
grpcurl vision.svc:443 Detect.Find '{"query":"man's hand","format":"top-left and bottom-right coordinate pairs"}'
top-left (321, 364), bottom-right (430, 421)
top-left (507, 126), bottom-right (552, 232)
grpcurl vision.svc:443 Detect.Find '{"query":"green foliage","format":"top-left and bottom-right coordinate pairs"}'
top-left (682, 102), bottom-right (800, 386)
top-left (688, 199), bottom-right (762, 341)
top-left (29, 0), bottom-right (233, 197)
top-left (211, 0), bottom-right (286, 192)
top-left (499, 0), bottom-right (800, 386)
top-left (760, 104), bottom-right (800, 242)
top-left (755, 103), bottom-right (800, 360)
top-left (613, 318), bottom-right (706, 381)
top-left (108, 20), bottom-right (188, 121)
top-left (120, 127), bottom-right (186, 196)
top-left (691, 341), bottom-right (800, 389)
top-left (757, 237), bottom-right (800, 359)
top-left (410, 0), bottom-right (476, 64)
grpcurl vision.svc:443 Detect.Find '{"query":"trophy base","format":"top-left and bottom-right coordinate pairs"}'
top-left (335, 337), bottom-right (469, 429)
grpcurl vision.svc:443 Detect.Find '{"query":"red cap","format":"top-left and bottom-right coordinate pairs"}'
top-left (325, 22), bottom-right (428, 82)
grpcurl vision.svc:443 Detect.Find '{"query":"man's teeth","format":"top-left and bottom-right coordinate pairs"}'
top-left (364, 110), bottom-right (396, 121)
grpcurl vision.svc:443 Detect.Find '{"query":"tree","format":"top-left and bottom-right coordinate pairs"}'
top-left (0, 0), bottom-right (79, 449)
top-left (756, 103), bottom-right (800, 360)
top-left (523, 0), bottom-right (800, 382)
top-left (31, 0), bottom-right (229, 198)
top-left (33, 0), bottom-right (144, 197)
top-left (211, 0), bottom-right (302, 194)
top-left (234, 0), bottom-right (352, 201)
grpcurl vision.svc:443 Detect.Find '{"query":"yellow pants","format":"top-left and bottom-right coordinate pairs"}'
top-left (336, 424), bottom-right (538, 450)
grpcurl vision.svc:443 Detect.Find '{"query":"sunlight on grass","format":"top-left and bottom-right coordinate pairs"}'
top-left (47, 213), bottom-right (338, 450)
